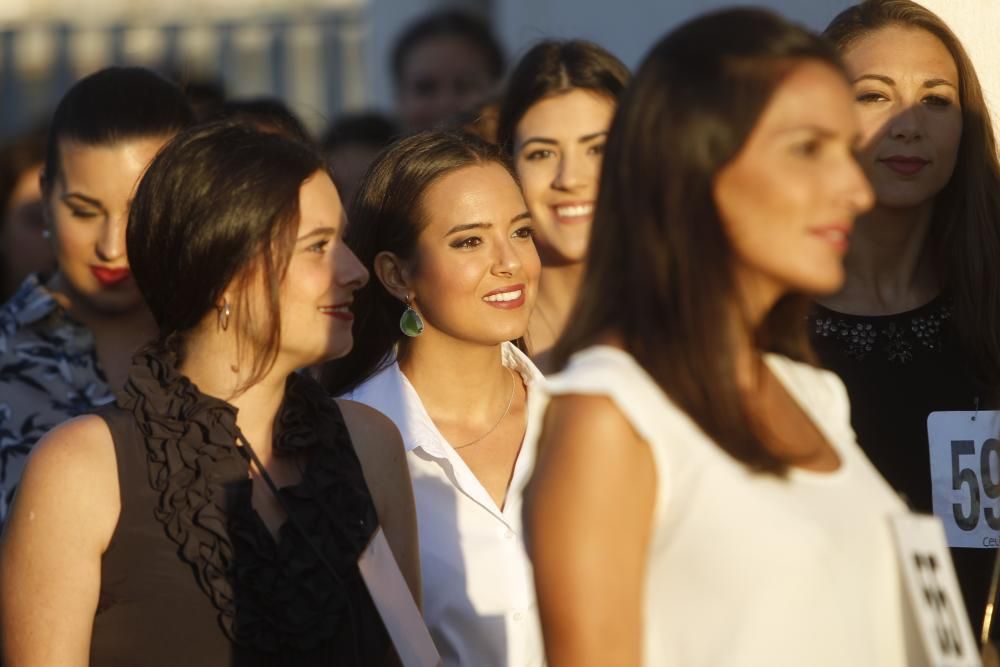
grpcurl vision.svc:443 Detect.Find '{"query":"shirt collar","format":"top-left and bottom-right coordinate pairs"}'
top-left (345, 342), bottom-right (544, 459)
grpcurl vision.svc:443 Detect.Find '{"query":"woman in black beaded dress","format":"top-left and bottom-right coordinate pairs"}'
top-left (812, 0), bottom-right (1000, 638)
top-left (0, 121), bottom-right (420, 665)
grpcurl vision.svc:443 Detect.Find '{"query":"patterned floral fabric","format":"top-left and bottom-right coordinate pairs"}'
top-left (0, 274), bottom-right (114, 521)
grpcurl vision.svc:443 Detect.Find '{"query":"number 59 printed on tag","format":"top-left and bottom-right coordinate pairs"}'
top-left (927, 411), bottom-right (1000, 549)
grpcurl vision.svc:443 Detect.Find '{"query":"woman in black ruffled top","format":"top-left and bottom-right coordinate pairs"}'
top-left (0, 122), bottom-right (420, 665)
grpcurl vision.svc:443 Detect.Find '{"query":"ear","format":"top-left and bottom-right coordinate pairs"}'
top-left (374, 251), bottom-right (412, 302)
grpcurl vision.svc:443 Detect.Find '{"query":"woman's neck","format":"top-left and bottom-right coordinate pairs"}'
top-left (181, 334), bottom-right (289, 463)
top-left (48, 272), bottom-right (158, 389)
top-left (819, 202), bottom-right (940, 315)
top-left (527, 261), bottom-right (585, 367)
top-left (398, 333), bottom-right (510, 426)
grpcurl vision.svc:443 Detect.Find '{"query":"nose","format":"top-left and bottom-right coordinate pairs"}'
top-left (95, 212), bottom-right (127, 262)
top-left (337, 243), bottom-right (369, 291)
top-left (887, 104), bottom-right (924, 142)
top-left (552, 151), bottom-right (586, 191)
top-left (492, 236), bottom-right (523, 277)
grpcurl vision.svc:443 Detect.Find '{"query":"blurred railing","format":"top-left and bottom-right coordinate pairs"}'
top-left (0, 4), bottom-right (369, 138)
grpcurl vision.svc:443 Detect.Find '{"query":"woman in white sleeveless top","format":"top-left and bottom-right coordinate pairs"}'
top-left (524, 9), bottom-right (912, 667)
top-left (324, 132), bottom-right (546, 666)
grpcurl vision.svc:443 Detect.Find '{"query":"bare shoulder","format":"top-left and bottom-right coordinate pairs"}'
top-left (543, 393), bottom-right (642, 447)
top-left (23, 415), bottom-right (117, 485)
top-left (4, 414), bottom-right (119, 549)
top-left (334, 399), bottom-right (408, 493)
top-left (335, 399), bottom-right (405, 458)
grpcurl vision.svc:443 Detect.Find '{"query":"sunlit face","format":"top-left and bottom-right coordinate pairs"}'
top-left (1, 162), bottom-right (53, 291)
top-left (275, 171), bottom-right (369, 365)
top-left (843, 26), bottom-right (962, 209)
top-left (514, 89), bottom-right (616, 265)
top-left (46, 137), bottom-right (168, 315)
top-left (714, 61), bottom-right (874, 308)
top-left (397, 163), bottom-right (540, 345)
top-left (397, 36), bottom-right (496, 132)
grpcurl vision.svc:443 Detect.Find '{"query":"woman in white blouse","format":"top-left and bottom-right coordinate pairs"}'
top-left (525, 8), bottom-right (912, 667)
top-left (324, 131), bottom-right (544, 666)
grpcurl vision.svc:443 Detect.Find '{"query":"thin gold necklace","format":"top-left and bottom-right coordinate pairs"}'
top-left (452, 367), bottom-right (517, 450)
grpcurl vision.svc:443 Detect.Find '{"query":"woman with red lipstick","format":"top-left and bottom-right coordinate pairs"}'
top-left (1, 122), bottom-right (419, 665)
top-left (524, 9), bottom-right (913, 666)
top-left (326, 131), bottom-right (546, 666)
top-left (0, 67), bottom-right (193, 523)
top-left (496, 41), bottom-right (628, 372)
top-left (812, 0), bottom-right (1000, 638)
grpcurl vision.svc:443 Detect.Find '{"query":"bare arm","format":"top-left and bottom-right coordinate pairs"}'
top-left (524, 394), bottom-right (656, 667)
top-left (0, 415), bottom-right (120, 666)
top-left (337, 399), bottom-right (421, 606)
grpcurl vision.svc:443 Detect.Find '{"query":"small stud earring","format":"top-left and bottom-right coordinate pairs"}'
top-left (41, 229), bottom-right (51, 240)
top-left (399, 296), bottom-right (424, 337)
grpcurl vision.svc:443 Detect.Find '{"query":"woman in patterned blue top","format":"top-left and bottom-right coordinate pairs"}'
top-left (0, 67), bottom-right (193, 521)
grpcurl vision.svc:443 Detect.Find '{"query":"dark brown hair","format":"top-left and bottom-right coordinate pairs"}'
top-left (42, 67), bottom-right (194, 193)
top-left (496, 40), bottom-right (629, 155)
top-left (323, 131), bottom-right (515, 395)
top-left (553, 8), bottom-right (846, 472)
top-left (825, 0), bottom-right (1000, 387)
top-left (127, 121), bottom-right (325, 390)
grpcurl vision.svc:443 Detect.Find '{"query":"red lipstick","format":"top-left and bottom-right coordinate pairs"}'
top-left (318, 303), bottom-right (354, 321)
top-left (880, 155), bottom-right (929, 176)
top-left (90, 266), bottom-right (131, 287)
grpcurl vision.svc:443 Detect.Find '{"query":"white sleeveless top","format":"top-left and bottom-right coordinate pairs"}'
top-left (533, 345), bottom-right (910, 667)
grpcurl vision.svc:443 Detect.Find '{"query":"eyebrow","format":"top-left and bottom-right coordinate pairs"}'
top-left (445, 213), bottom-right (531, 237)
top-left (60, 192), bottom-right (103, 208)
top-left (296, 226), bottom-right (338, 241)
top-left (445, 222), bottom-right (491, 237)
top-left (852, 73), bottom-right (957, 90)
top-left (520, 131), bottom-right (609, 148)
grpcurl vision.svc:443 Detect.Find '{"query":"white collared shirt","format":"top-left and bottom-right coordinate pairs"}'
top-left (343, 342), bottom-right (546, 667)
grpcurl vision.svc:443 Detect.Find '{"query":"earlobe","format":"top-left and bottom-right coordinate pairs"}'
top-left (373, 251), bottom-right (411, 301)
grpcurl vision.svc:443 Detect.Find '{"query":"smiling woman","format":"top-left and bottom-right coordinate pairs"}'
top-left (496, 41), bottom-right (629, 371)
top-left (0, 121), bottom-right (419, 666)
top-left (523, 8), bottom-right (910, 666)
top-left (326, 131), bottom-right (546, 666)
top-left (812, 0), bottom-right (1000, 638)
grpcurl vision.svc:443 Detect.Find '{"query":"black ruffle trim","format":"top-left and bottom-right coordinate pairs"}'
top-left (120, 353), bottom-right (381, 654)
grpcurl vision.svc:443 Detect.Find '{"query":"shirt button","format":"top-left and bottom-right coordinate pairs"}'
top-left (504, 530), bottom-right (514, 540)
top-left (513, 612), bottom-right (523, 621)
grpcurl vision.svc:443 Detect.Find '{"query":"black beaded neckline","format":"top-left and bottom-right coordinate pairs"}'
top-left (810, 295), bottom-right (952, 364)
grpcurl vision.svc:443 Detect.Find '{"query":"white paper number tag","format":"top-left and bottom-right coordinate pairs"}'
top-left (927, 411), bottom-right (1000, 548)
top-left (358, 527), bottom-right (442, 667)
top-left (891, 514), bottom-right (981, 667)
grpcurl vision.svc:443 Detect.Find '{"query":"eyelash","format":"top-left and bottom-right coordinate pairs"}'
top-left (794, 140), bottom-right (822, 157)
top-left (307, 239), bottom-right (330, 253)
top-left (450, 236), bottom-right (481, 249)
top-left (856, 91), bottom-right (954, 107)
top-left (525, 149), bottom-right (555, 161)
top-left (68, 209), bottom-right (98, 219)
top-left (450, 227), bottom-right (534, 249)
top-left (524, 143), bottom-right (606, 161)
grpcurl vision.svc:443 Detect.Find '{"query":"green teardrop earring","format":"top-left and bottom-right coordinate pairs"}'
top-left (399, 298), bottom-right (424, 337)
